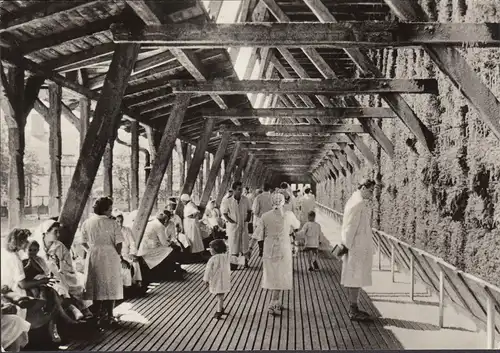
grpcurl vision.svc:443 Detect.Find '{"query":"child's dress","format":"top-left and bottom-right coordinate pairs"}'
top-left (203, 253), bottom-right (231, 295)
top-left (297, 221), bottom-right (323, 249)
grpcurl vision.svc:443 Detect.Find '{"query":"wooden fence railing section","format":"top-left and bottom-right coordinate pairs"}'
top-left (316, 202), bottom-right (500, 349)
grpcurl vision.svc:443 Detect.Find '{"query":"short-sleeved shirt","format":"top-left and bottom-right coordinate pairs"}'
top-left (298, 221), bottom-right (323, 248)
top-left (252, 192), bottom-right (273, 219)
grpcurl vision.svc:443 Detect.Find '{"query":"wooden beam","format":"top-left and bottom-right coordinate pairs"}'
top-left (242, 144), bottom-right (340, 150)
top-left (200, 133), bottom-right (230, 209)
top-left (133, 94), bottom-right (191, 247)
top-left (180, 118), bottom-right (215, 196)
top-left (338, 142), bottom-right (361, 169)
top-left (111, 22), bottom-right (500, 47)
top-left (347, 134), bottom-right (376, 167)
top-left (303, 0), bottom-right (435, 152)
top-left (58, 43), bottom-right (141, 248)
top-left (48, 83), bottom-right (62, 216)
top-left (216, 142), bottom-right (242, 207)
top-left (170, 78), bottom-right (438, 95)
top-left (0, 1), bottom-right (103, 34)
top-left (203, 107), bottom-right (396, 119)
top-left (223, 124), bottom-right (366, 134)
top-left (130, 120), bottom-right (140, 209)
top-left (235, 135), bottom-right (350, 143)
top-left (383, 0), bottom-right (500, 141)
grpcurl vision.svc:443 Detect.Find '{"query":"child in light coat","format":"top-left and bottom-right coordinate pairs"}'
top-left (296, 211), bottom-right (324, 271)
top-left (203, 239), bottom-right (231, 320)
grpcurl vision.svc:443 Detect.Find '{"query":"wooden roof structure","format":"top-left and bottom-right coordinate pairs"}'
top-left (2, 0), bottom-right (500, 183)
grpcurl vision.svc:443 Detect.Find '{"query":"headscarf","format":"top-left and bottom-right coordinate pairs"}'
top-left (271, 192), bottom-right (285, 216)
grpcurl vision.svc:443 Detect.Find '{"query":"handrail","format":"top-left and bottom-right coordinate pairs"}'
top-left (316, 202), bottom-right (499, 349)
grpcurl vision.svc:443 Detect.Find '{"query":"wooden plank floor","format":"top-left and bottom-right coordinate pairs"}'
top-left (68, 247), bottom-right (404, 351)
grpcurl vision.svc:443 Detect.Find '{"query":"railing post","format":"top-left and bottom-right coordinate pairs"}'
top-left (486, 290), bottom-right (495, 349)
top-left (439, 269), bottom-right (444, 328)
top-left (391, 243), bottom-right (395, 282)
top-left (410, 254), bottom-right (414, 301)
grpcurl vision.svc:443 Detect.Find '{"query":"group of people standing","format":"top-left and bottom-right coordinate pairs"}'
top-left (203, 181), bottom-right (324, 317)
top-left (203, 178), bottom-right (378, 323)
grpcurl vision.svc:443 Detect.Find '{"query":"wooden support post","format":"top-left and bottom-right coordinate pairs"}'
top-left (48, 83), bottom-right (62, 216)
top-left (185, 144), bottom-right (192, 172)
top-left (378, 238), bottom-right (382, 270)
top-left (204, 152), bottom-right (211, 188)
top-left (216, 142), bottom-right (242, 207)
top-left (485, 289), bottom-right (496, 349)
top-left (58, 43), bottom-right (141, 247)
top-left (78, 73), bottom-right (91, 221)
top-left (180, 119), bottom-right (215, 198)
top-left (391, 243), bottom-right (396, 282)
top-left (166, 154), bottom-right (173, 197)
top-left (439, 269), bottom-right (445, 327)
top-left (130, 120), bottom-right (140, 209)
top-left (1, 66), bottom-right (44, 228)
top-left (200, 132), bottom-right (230, 210)
top-left (241, 155), bottom-right (255, 186)
top-left (175, 139), bottom-right (185, 189)
top-left (133, 93), bottom-right (191, 246)
top-left (234, 150), bottom-right (249, 182)
top-left (410, 254), bottom-right (415, 301)
top-left (102, 128), bottom-right (116, 197)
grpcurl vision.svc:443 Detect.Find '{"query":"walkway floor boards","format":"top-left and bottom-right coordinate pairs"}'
top-left (69, 246), bottom-right (403, 351)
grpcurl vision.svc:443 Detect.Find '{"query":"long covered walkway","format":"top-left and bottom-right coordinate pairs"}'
top-left (65, 210), bottom-right (488, 351)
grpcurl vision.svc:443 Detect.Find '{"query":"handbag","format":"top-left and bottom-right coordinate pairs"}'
top-left (248, 222), bottom-right (253, 234)
top-left (332, 243), bottom-right (348, 258)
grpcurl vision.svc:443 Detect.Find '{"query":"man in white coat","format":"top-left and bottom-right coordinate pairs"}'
top-left (221, 181), bottom-right (252, 270)
top-left (340, 179), bottom-right (376, 321)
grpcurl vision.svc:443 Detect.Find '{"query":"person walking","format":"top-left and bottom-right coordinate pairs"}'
top-left (257, 192), bottom-right (300, 316)
top-left (221, 181), bottom-right (252, 270)
top-left (340, 179), bottom-right (376, 321)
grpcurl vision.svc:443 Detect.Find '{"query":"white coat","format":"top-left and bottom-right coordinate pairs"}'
top-left (340, 190), bottom-right (374, 288)
top-left (221, 196), bottom-right (252, 255)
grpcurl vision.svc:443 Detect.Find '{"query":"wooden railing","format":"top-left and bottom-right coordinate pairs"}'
top-left (316, 202), bottom-right (500, 349)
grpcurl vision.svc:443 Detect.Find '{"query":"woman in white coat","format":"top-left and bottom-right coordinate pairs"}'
top-left (340, 179), bottom-right (376, 321)
top-left (257, 192), bottom-right (300, 316)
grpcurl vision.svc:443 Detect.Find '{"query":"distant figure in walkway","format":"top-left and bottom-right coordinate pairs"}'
top-left (299, 188), bottom-right (316, 225)
top-left (81, 197), bottom-right (124, 328)
top-left (251, 184), bottom-right (273, 257)
top-left (203, 239), bottom-right (230, 320)
top-left (221, 182), bottom-right (252, 270)
top-left (340, 179), bottom-right (376, 321)
top-left (257, 192), bottom-right (300, 316)
top-left (296, 211), bottom-right (323, 271)
top-left (180, 194), bottom-right (206, 256)
top-left (166, 198), bottom-right (183, 233)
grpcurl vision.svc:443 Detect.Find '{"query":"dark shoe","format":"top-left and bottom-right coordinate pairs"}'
top-left (313, 261), bottom-right (319, 270)
top-left (213, 312), bottom-right (223, 320)
top-left (244, 258), bottom-right (249, 269)
top-left (308, 266), bottom-right (314, 272)
top-left (230, 264), bottom-right (238, 271)
top-left (349, 310), bottom-right (372, 321)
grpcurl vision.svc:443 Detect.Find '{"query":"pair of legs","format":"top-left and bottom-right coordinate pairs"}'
top-left (268, 290), bottom-right (283, 315)
top-left (93, 300), bottom-right (116, 327)
top-left (306, 248), bottom-right (319, 271)
top-left (345, 287), bottom-right (371, 321)
top-left (213, 293), bottom-right (228, 319)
